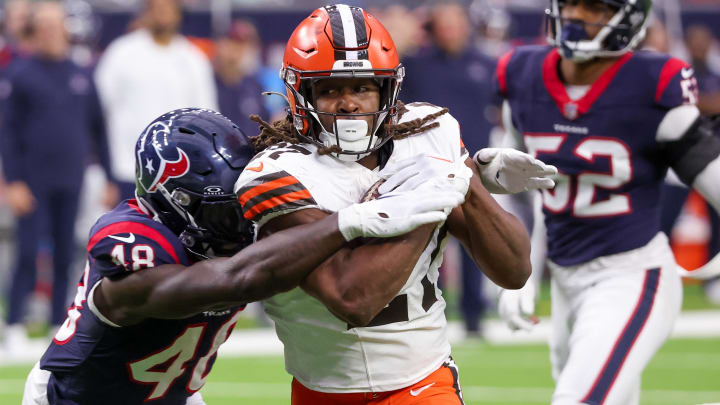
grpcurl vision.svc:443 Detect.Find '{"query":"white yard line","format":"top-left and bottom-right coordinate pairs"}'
top-left (2, 310), bottom-right (719, 365)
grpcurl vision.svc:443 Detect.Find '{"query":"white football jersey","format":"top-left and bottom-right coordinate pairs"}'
top-left (234, 103), bottom-right (469, 392)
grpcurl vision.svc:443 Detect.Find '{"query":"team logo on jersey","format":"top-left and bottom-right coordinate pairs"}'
top-left (136, 121), bottom-right (191, 193)
top-left (563, 102), bottom-right (579, 120)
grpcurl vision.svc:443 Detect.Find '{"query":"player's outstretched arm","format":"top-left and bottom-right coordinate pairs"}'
top-left (93, 190), bottom-right (455, 326)
top-left (447, 158), bottom-right (532, 289)
top-left (93, 213), bottom-right (346, 325)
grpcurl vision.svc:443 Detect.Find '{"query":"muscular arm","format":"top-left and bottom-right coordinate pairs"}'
top-left (447, 158), bottom-right (531, 289)
top-left (94, 213), bottom-right (346, 326)
top-left (258, 209), bottom-right (437, 327)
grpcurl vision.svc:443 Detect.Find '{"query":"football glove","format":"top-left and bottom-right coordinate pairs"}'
top-left (337, 184), bottom-right (464, 241)
top-left (378, 154), bottom-right (473, 197)
top-left (474, 148), bottom-right (557, 194)
top-left (497, 281), bottom-right (538, 332)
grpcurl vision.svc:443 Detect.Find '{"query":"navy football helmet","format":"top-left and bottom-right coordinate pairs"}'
top-left (546, 0), bottom-right (652, 61)
top-left (135, 108), bottom-right (255, 259)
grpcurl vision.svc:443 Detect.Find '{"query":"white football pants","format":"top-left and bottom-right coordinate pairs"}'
top-left (548, 233), bottom-right (682, 405)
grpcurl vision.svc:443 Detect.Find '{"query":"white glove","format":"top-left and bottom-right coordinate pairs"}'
top-left (474, 148), bottom-right (558, 194)
top-left (337, 187), bottom-right (464, 241)
top-left (379, 154), bottom-right (472, 197)
top-left (497, 282), bottom-right (538, 332)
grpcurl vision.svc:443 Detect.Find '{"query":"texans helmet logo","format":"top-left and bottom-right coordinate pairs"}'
top-left (136, 121), bottom-right (191, 193)
top-left (146, 148), bottom-right (190, 192)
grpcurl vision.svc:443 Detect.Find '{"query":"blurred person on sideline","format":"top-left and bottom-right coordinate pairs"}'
top-left (470, 0), bottom-right (514, 59)
top-left (401, 0), bottom-right (499, 337)
top-left (686, 24), bottom-right (720, 116)
top-left (0, 0), bottom-right (33, 63)
top-left (0, 0), bottom-right (33, 118)
top-left (371, 4), bottom-right (425, 58)
top-left (0, 1), bottom-right (116, 353)
top-left (213, 19), bottom-right (269, 137)
top-left (95, 0), bottom-right (217, 201)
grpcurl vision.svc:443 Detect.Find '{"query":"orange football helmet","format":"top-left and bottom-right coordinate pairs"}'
top-left (280, 4), bottom-right (404, 161)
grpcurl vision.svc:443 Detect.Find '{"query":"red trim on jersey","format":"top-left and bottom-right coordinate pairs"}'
top-left (496, 50), bottom-right (515, 96)
top-left (127, 199), bottom-right (150, 217)
top-left (655, 58), bottom-right (689, 103)
top-left (87, 222), bottom-right (181, 264)
top-left (542, 49), bottom-right (633, 120)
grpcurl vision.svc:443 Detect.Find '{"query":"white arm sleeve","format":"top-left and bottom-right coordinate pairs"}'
top-left (655, 104), bottom-right (701, 142)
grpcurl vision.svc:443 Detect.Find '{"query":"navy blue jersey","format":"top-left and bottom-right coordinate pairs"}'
top-left (40, 200), bottom-right (244, 404)
top-left (495, 46), bottom-right (699, 266)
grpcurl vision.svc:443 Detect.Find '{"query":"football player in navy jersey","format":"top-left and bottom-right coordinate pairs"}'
top-left (494, 1), bottom-right (720, 404)
top-left (21, 108), bottom-right (466, 405)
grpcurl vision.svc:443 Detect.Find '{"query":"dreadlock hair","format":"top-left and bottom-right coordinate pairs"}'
top-left (249, 101), bottom-right (449, 154)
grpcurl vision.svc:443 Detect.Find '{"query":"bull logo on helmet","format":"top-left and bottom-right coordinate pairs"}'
top-left (136, 120), bottom-right (191, 193)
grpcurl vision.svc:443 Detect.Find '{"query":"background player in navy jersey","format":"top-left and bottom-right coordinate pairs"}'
top-left (493, 0), bottom-right (720, 404)
top-left (21, 108), bottom-right (465, 405)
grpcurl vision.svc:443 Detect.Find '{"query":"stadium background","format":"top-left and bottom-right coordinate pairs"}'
top-left (0, 0), bottom-right (719, 403)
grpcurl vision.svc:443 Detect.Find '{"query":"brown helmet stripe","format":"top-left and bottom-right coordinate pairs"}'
top-left (325, 4), bottom-right (369, 61)
top-left (325, 5), bottom-right (346, 49)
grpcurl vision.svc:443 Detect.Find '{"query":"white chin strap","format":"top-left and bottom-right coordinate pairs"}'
top-left (319, 119), bottom-right (374, 162)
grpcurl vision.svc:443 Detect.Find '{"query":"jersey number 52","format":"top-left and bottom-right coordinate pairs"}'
top-left (525, 134), bottom-right (632, 218)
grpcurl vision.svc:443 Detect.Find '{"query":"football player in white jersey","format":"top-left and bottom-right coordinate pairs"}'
top-left (234, 4), bottom-right (557, 404)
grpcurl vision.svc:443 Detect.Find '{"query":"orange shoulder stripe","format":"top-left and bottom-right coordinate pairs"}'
top-left (243, 189), bottom-right (314, 220)
top-left (238, 176), bottom-right (300, 206)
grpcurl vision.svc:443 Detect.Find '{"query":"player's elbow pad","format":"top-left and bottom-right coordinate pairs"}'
top-left (664, 115), bottom-right (720, 185)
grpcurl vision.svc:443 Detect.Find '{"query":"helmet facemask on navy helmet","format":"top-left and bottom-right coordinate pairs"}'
top-left (546, 0), bottom-right (651, 62)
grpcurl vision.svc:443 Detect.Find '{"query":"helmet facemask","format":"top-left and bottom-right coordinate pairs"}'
top-left (546, 0), bottom-right (650, 62)
top-left (169, 187), bottom-right (253, 260)
top-left (282, 64), bottom-right (404, 161)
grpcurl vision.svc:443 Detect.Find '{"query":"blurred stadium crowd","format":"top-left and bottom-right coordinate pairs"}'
top-left (0, 0), bottom-right (719, 351)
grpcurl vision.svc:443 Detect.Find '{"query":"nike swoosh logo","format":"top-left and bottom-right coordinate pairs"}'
top-left (681, 67), bottom-right (694, 79)
top-left (108, 233), bottom-right (135, 244)
top-left (409, 382), bottom-right (435, 396)
top-left (247, 162), bottom-right (264, 172)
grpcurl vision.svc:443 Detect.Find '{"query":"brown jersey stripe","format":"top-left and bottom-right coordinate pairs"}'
top-left (243, 190), bottom-right (316, 221)
top-left (237, 172), bottom-right (300, 205)
top-left (242, 182), bottom-right (310, 212)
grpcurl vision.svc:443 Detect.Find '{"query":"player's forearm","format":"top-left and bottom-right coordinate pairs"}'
top-left (453, 174), bottom-right (531, 289)
top-left (302, 223), bottom-right (436, 327)
top-left (99, 214), bottom-right (347, 323)
top-left (222, 213), bottom-right (347, 303)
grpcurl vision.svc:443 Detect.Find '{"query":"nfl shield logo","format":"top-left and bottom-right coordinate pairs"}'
top-left (563, 103), bottom-right (579, 120)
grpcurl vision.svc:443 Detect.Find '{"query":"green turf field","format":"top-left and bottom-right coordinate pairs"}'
top-left (1, 337), bottom-right (718, 404)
